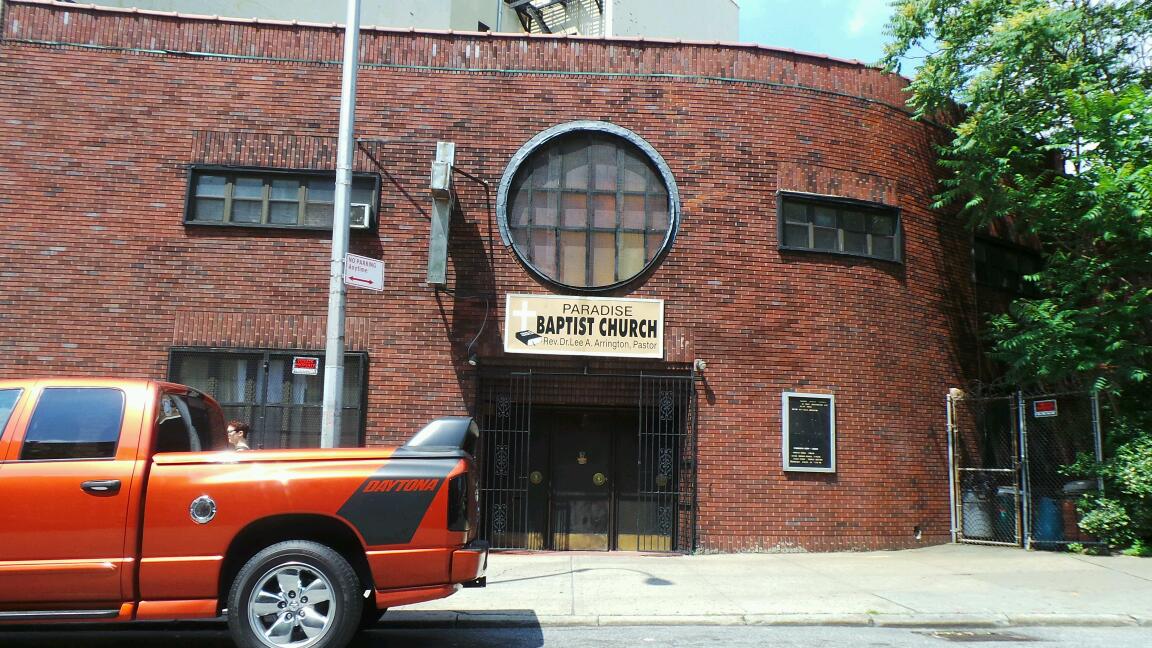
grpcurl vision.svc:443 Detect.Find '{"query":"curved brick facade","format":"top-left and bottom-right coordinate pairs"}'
top-left (0, 1), bottom-right (977, 551)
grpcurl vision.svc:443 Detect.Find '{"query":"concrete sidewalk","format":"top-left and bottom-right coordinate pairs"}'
top-left (390, 544), bottom-right (1152, 628)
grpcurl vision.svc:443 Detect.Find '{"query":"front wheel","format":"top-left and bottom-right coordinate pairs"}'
top-left (227, 541), bottom-right (362, 648)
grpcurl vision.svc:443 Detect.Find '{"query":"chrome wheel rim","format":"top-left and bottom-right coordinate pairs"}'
top-left (247, 562), bottom-right (336, 648)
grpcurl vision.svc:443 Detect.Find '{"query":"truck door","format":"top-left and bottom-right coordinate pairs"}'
top-left (0, 386), bottom-right (136, 607)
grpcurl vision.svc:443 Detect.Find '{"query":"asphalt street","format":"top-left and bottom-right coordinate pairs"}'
top-left (2, 623), bottom-right (1151, 648)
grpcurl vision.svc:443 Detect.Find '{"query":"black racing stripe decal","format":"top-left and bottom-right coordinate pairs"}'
top-left (337, 458), bottom-right (459, 546)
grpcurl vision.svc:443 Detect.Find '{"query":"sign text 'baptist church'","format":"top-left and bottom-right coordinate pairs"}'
top-left (503, 294), bottom-right (664, 359)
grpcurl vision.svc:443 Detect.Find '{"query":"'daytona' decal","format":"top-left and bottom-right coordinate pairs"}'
top-left (337, 458), bottom-right (458, 545)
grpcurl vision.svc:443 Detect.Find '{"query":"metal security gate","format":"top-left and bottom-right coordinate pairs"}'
top-left (476, 368), bottom-right (697, 552)
top-left (947, 389), bottom-right (1104, 549)
top-left (635, 374), bottom-right (696, 552)
top-left (168, 348), bottom-right (368, 448)
top-left (476, 371), bottom-right (534, 550)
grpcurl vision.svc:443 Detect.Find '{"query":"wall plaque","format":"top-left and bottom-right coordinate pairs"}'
top-left (782, 392), bottom-right (836, 473)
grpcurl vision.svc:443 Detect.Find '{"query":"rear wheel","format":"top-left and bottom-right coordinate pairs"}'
top-left (227, 541), bottom-right (362, 648)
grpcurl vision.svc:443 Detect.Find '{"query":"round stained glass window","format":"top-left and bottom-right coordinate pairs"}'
top-left (497, 122), bottom-right (680, 291)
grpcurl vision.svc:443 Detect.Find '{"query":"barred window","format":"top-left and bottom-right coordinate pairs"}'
top-left (779, 193), bottom-right (902, 262)
top-left (499, 122), bottom-right (680, 291)
top-left (185, 168), bottom-right (379, 230)
top-left (169, 349), bottom-right (367, 448)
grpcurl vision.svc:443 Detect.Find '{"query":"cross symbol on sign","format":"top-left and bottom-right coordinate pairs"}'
top-left (511, 300), bottom-right (537, 332)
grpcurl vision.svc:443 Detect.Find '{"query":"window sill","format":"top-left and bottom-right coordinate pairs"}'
top-left (778, 245), bottom-right (903, 265)
top-left (183, 221), bottom-right (375, 233)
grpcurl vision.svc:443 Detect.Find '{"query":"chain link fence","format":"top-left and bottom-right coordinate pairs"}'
top-left (948, 389), bottom-right (1105, 549)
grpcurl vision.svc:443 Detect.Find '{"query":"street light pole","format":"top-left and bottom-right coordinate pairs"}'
top-left (321, 0), bottom-right (362, 448)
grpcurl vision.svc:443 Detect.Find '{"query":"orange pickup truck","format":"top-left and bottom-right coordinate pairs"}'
top-left (0, 378), bottom-right (487, 648)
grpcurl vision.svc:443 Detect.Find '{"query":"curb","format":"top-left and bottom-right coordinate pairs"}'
top-left (1006, 614), bottom-right (1140, 627)
top-left (383, 611), bottom-right (1147, 629)
top-left (869, 614), bottom-right (1007, 628)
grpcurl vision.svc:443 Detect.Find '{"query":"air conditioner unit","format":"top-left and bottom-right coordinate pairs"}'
top-left (349, 203), bottom-right (371, 229)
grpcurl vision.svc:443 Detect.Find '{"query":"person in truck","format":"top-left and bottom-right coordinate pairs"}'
top-left (227, 419), bottom-right (252, 451)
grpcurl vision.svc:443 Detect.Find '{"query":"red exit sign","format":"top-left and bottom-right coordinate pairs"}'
top-left (292, 356), bottom-right (319, 375)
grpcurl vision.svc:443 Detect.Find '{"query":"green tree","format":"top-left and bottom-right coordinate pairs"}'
top-left (882, 0), bottom-right (1152, 548)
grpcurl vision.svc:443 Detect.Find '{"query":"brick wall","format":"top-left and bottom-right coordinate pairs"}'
top-left (0, 1), bottom-right (977, 551)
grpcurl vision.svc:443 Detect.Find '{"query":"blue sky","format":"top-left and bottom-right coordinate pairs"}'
top-left (738, 0), bottom-right (897, 65)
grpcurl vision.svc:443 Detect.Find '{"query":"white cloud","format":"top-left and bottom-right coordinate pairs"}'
top-left (846, 0), bottom-right (890, 36)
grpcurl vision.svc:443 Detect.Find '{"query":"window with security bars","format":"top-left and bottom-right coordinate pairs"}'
top-left (168, 349), bottom-right (366, 448)
top-left (505, 132), bottom-right (673, 289)
top-left (184, 167), bottom-right (379, 230)
top-left (779, 193), bottom-right (902, 262)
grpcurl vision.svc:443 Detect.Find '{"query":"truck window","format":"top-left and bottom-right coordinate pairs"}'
top-left (0, 388), bottom-right (22, 432)
top-left (155, 393), bottom-right (228, 452)
top-left (185, 392), bottom-right (228, 450)
top-left (20, 388), bottom-right (125, 461)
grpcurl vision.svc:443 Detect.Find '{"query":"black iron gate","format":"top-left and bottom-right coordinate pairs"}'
top-left (475, 368), bottom-right (697, 552)
top-left (947, 389), bottom-right (1104, 549)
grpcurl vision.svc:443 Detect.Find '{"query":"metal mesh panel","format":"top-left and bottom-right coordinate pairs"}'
top-left (949, 390), bottom-right (1104, 548)
top-left (169, 349), bottom-right (365, 448)
top-left (951, 395), bottom-right (1021, 545)
top-left (1021, 393), bottom-right (1103, 548)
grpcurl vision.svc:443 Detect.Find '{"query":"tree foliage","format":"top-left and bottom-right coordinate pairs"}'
top-left (882, 0), bottom-right (1152, 547)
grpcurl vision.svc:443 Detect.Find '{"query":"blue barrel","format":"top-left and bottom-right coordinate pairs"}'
top-left (1032, 496), bottom-right (1064, 542)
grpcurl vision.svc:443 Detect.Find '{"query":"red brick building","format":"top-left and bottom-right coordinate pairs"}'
top-left (0, 1), bottom-right (977, 552)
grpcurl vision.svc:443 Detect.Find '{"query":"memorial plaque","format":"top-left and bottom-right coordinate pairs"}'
top-left (782, 392), bottom-right (836, 473)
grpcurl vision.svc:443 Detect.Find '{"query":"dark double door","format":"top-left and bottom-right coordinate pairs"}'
top-left (477, 369), bottom-right (695, 552)
top-left (530, 408), bottom-right (638, 551)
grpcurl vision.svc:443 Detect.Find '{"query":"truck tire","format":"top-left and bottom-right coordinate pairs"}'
top-left (227, 540), bottom-right (363, 648)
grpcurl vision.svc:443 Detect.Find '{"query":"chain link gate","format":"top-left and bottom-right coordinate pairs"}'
top-left (475, 368), bottom-right (697, 552)
top-left (947, 389), bottom-right (1104, 549)
top-left (948, 393), bottom-right (1021, 545)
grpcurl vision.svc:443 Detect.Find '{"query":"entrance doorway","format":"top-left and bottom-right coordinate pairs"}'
top-left (477, 369), bottom-right (696, 553)
top-left (532, 409), bottom-right (637, 551)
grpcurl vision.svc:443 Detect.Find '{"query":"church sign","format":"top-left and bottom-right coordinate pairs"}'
top-left (503, 294), bottom-right (664, 359)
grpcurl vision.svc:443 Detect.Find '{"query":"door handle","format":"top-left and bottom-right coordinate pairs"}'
top-left (81, 480), bottom-right (122, 495)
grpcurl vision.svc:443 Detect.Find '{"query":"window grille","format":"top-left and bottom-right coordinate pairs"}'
top-left (168, 349), bottom-right (367, 448)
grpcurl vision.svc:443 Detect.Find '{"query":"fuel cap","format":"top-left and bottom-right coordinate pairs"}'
top-left (189, 495), bottom-right (217, 524)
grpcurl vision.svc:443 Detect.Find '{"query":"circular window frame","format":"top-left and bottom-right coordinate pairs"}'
top-left (496, 121), bottom-right (681, 293)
